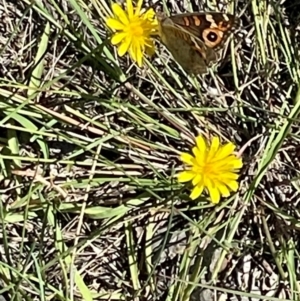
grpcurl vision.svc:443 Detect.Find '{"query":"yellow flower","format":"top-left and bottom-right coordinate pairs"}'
top-left (177, 136), bottom-right (243, 204)
top-left (106, 0), bottom-right (157, 67)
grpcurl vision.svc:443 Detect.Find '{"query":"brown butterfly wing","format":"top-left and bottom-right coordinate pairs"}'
top-left (167, 12), bottom-right (239, 51)
top-left (157, 17), bottom-right (211, 74)
top-left (157, 12), bottom-right (239, 74)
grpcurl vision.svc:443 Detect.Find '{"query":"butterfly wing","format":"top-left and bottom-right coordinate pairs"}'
top-left (167, 12), bottom-right (239, 51)
top-left (157, 13), bottom-right (218, 74)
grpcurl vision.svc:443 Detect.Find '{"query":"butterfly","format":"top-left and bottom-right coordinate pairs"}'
top-left (156, 12), bottom-right (240, 74)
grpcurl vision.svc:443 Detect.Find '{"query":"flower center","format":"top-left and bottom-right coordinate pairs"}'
top-left (204, 166), bottom-right (215, 177)
top-left (128, 19), bottom-right (144, 37)
top-left (195, 162), bottom-right (215, 176)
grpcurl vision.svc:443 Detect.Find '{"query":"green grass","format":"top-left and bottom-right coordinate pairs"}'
top-left (1, 0), bottom-right (300, 300)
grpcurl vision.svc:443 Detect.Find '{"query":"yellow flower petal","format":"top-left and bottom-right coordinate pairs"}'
top-left (143, 8), bottom-right (157, 24)
top-left (192, 174), bottom-right (202, 186)
top-left (192, 146), bottom-right (201, 159)
top-left (180, 152), bottom-right (194, 165)
top-left (195, 136), bottom-right (206, 165)
top-left (212, 157), bottom-right (242, 171)
top-left (111, 3), bottom-right (129, 25)
top-left (223, 155), bottom-right (241, 163)
top-left (232, 158), bottom-right (243, 168)
top-left (215, 181), bottom-right (230, 197)
top-left (207, 136), bottom-right (220, 161)
top-left (204, 176), bottom-right (221, 204)
top-left (219, 172), bottom-right (239, 180)
top-left (145, 40), bottom-right (156, 56)
top-left (136, 47), bottom-right (143, 66)
top-left (118, 38), bottom-right (131, 56)
top-left (135, 0), bottom-right (143, 16)
top-left (111, 32), bottom-right (127, 45)
top-left (130, 41), bottom-right (143, 66)
top-left (210, 191), bottom-right (221, 204)
top-left (196, 135), bottom-right (206, 152)
top-left (126, 0), bottom-right (134, 19)
top-left (215, 142), bottom-right (235, 160)
top-left (106, 18), bottom-right (125, 30)
top-left (190, 185), bottom-right (204, 200)
top-left (129, 43), bottom-right (137, 62)
top-left (207, 183), bottom-right (221, 204)
top-left (177, 171), bottom-right (195, 182)
top-left (216, 157), bottom-right (242, 170)
top-left (226, 180), bottom-right (239, 192)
